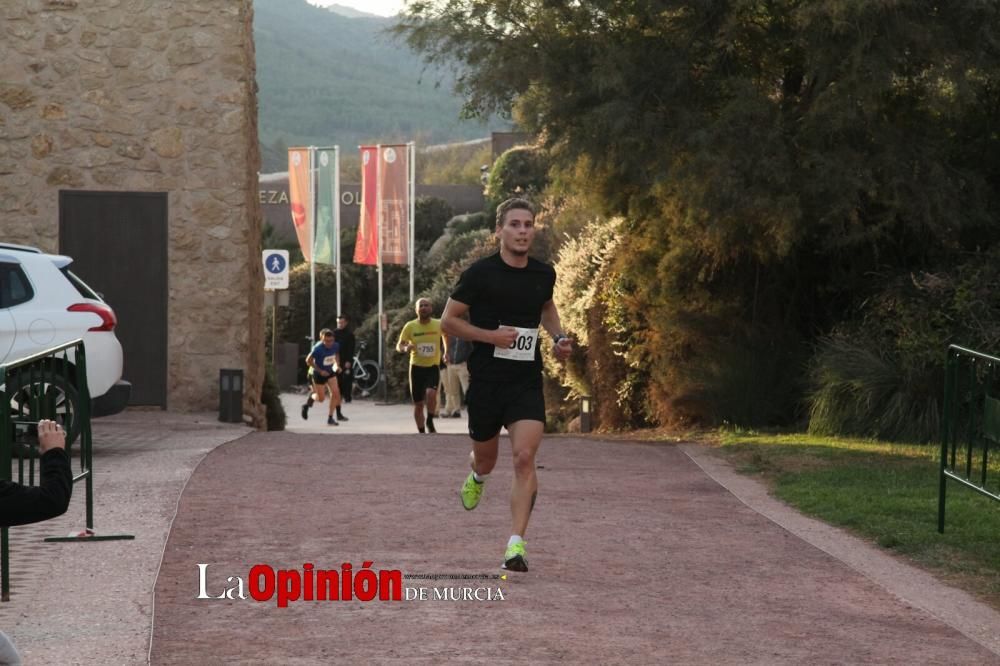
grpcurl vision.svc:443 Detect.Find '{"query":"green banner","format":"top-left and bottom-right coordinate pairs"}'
top-left (314, 147), bottom-right (337, 265)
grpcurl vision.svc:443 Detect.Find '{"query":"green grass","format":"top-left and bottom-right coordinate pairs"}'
top-left (715, 428), bottom-right (1000, 608)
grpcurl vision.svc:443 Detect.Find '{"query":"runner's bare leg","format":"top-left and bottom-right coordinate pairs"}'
top-left (426, 388), bottom-right (438, 419)
top-left (472, 434), bottom-right (500, 476)
top-left (507, 420), bottom-right (544, 536)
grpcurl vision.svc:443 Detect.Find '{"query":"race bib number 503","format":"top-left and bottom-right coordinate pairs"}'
top-left (493, 326), bottom-right (539, 361)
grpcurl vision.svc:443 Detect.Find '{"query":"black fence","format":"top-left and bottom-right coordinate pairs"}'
top-left (938, 345), bottom-right (1000, 533)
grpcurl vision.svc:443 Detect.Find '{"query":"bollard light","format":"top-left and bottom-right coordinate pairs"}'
top-left (219, 369), bottom-right (244, 423)
top-left (580, 395), bottom-right (592, 433)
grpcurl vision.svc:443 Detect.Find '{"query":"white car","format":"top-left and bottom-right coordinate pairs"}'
top-left (0, 243), bottom-right (131, 441)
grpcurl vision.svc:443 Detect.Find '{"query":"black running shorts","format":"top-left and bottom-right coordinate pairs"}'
top-left (409, 365), bottom-right (440, 403)
top-left (310, 370), bottom-right (335, 386)
top-left (466, 378), bottom-right (545, 442)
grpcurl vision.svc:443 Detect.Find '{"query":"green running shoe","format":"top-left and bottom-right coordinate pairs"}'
top-left (460, 472), bottom-right (484, 511)
top-left (502, 540), bottom-right (528, 572)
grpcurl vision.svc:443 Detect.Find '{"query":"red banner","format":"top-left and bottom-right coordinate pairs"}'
top-left (353, 145), bottom-right (378, 265)
top-left (378, 144), bottom-right (409, 265)
top-left (287, 148), bottom-right (312, 263)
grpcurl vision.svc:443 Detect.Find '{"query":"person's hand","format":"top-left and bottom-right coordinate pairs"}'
top-left (37, 419), bottom-right (66, 453)
top-left (492, 326), bottom-right (518, 349)
top-left (553, 335), bottom-right (573, 362)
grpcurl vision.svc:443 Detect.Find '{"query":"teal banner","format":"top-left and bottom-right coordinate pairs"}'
top-left (314, 147), bottom-right (337, 265)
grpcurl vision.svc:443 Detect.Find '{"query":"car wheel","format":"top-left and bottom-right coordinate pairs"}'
top-left (7, 370), bottom-right (81, 448)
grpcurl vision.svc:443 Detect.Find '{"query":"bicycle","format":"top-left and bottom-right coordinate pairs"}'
top-left (350, 340), bottom-right (381, 398)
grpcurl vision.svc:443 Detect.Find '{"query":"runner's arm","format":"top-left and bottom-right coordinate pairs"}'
top-left (540, 299), bottom-right (565, 340)
top-left (541, 299), bottom-right (572, 361)
top-left (396, 326), bottom-right (412, 353)
top-left (441, 298), bottom-right (516, 348)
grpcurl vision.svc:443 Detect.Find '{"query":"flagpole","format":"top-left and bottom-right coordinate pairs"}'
top-left (309, 146), bottom-right (316, 344)
top-left (408, 141), bottom-right (415, 302)
top-left (334, 145), bottom-right (341, 317)
top-left (376, 144), bottom-right (383, 371)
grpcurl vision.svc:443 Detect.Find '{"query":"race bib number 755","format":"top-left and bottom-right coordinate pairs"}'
top-left (493, 326), bottom-right (539, 361)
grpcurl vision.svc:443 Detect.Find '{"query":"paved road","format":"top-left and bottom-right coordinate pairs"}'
top-left (2, 401), bottom-right (999, 664)
top-left (282, 391), bottom-right (471, 436)
top-left (149, 431), bottom-right (1000, 664)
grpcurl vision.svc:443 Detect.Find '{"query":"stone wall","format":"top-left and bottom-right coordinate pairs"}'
top-left (0, 0), bottom-right (265, 426)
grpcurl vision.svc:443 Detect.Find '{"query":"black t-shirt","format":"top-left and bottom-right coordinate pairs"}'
top-left (334, 328), bottom-right (355, 362)
top-left (450, 252), bottom-right (556, 383)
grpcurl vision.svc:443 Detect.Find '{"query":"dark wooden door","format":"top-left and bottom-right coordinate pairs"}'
top-left (59, 190), bottom-right (168, 407)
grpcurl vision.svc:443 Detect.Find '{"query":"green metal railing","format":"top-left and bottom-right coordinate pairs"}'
top-left (1, 340), bottom-right (94, 601)
top-left (938, 344), bottom-right (1000, 533)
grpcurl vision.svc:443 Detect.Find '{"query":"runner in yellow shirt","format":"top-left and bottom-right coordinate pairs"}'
top-left (396, 297), bottom-right (444, 433)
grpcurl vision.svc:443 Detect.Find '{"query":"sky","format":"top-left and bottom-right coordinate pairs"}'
top-left (307, 0), bottom-right (408, 17)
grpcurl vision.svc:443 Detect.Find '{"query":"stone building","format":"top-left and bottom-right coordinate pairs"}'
top-left (0, 0), bottom-right (265, 426)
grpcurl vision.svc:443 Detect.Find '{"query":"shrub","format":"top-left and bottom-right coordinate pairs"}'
top-left (808, 251), bottom-right (1000, 442)
top-left (448, 211), bottom-right (491, 235)
top-left (553, 216), bottom-right (623, 348)
top-left (415, 196), bottom-right (454, 253)
top-left (484, 146), bottom-right (549, 220)
top-left (261, 365), bottom-right (287, 431)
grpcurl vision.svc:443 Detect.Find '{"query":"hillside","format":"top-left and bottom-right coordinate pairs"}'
top-left (253, 0), bottom-right (500, 172)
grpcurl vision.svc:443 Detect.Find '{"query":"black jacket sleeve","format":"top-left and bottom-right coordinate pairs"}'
top-left (336, 330), bottom-right (356, 361)
top-left (0, 448), bottom-right (73, 527)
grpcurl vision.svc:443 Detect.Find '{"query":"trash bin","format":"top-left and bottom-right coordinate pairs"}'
top-left (219, 369), bottom-right (243, 423)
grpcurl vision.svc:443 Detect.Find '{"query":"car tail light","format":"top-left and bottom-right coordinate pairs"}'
top-left (68, 302), bottom-right (118, 331)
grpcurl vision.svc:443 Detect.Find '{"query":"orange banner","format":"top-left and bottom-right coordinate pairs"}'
top-left (287, 147), bottom-right (312, 263)
top-left (378, 144), bottom-right (409, 265)
top-left (354, 146), bottom-right (378, 265)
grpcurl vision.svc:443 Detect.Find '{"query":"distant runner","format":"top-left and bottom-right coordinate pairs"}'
top-left (396, 298), bottom-right (444, 434)
top-left (301, 328), bottom-right (342, 426)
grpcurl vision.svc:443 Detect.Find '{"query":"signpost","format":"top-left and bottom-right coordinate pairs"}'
top-left (263, 250), bottom-right (290, 375)
top-left (263, 250), bottom-right (289, 290)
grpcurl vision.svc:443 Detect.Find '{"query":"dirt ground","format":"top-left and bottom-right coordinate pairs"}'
top-left (146, 431), bottom-right (1000, 664)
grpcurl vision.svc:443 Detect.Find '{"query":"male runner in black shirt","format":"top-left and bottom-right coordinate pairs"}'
top-left (441, 198), bottom-right (572, 572)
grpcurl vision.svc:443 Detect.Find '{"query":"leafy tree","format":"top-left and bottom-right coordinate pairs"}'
top-left (399, 1), bottom-right (1000, 431)
top-left (484, 146), bottom-right (549, 216)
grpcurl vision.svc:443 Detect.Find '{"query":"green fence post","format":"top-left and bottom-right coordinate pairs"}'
top-left (939, 348), bottom-right (955, 533)
top-left (1, 365), bottom-right (10, 601)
